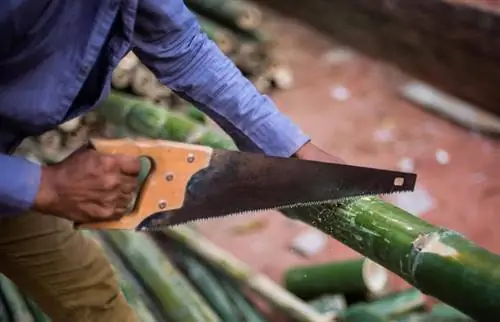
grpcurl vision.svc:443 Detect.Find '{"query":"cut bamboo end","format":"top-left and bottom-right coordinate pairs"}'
top-left (147, 85), bottom-right (174, 107)
top-left (83, 110), bottom-right (100, 126)
top-left (58, 116), bottom-right (82, 133)
top-left (251, 73), bottom-right (272, 94)
top-left (236, 6), bottom-right (263, 30)
top-left (112, 68), bottom-right (133, 89)
top-left (131, 65), bottom-right (158, 97)
top-left (362, 259), bottom-right (390, 297)
top-left (37, 130), bottom-right (63, 154)
top-left (269, 65), bottom-right (294, 90)
top-left (283, 258), bottom-right (390, 301)
top-left (64, 126), bottom-right (90, 150)
top-left (213, 33), bottom-right (236, 54)
top-left (119, 51), bottom-right (139, 71)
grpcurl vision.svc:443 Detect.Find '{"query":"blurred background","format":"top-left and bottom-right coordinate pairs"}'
top-left (2, 0), bottom-right (499, 321)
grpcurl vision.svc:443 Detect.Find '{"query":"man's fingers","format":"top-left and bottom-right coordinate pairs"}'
top-left (120, 177), bottom-right (139, 194)
top-left (117, 155), bottom-right (142, 176)
top-left (116, 191), bottom-right (136, 209)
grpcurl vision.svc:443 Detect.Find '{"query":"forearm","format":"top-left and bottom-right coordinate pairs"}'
top-left (133, 0), bottom-right (310, 157)
top-left (0, 154), bottom-right (41, 216)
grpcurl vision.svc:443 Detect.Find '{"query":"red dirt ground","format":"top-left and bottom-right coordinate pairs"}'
top-left (195, 9), bottom-right (500, 294)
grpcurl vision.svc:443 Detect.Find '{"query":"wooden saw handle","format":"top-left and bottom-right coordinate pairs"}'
top-left (77, 138), bottom-right (213, 230)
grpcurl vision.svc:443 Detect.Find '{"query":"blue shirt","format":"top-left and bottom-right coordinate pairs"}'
top-left (0, 0), bottom-right (310, 215)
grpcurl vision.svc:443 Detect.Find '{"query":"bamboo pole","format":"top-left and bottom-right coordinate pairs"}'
top-left (102, 230), bottom-right (220, 322)
top-left (162, 226), bottom-right (334, 322)
top-left (0, 291), bottom-right (8, 322)
top-left (24, 297), bottom-right (50, 322)
top-left (96, 91), bottom-right (236, 149)
top-left (166, 241), bottom-right (243, 322)
top-left (185, 0), bottom-right (263, 31)
top-left (112, 51), bottom-right (139, 89)
top-left (341, 288), bottom-right (426, 320)
top-left (284, 258), bottom-right (390, 300)
top-left (36, 130), bottom-right (63, 158)
top-left (96, 91), bottom-right (500, 321)
top-left (83, 231), bottom-right (162, 322)
top-left (63, 126), bottom-right (90, 150)
top-left (58, 116), bottom-right (82, 133)
top-left (0, 274), bottom-right (34, 322)
top-left (197, 15), bottom-right (239, 55)
top-left (131, 64), bottom-right (160, 98)
top-left (283, 199), bottom-right (500, 321)
top-left (307, 294), bottom-right (347, 315)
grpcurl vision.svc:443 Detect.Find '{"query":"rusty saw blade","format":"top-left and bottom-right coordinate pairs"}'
top-left (76, 138), bottom-right (417, 231)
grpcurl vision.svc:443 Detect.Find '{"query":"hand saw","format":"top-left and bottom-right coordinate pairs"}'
top-left (76, 138), bottom-right (417, 231)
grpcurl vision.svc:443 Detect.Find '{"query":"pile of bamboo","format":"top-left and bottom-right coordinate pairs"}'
top-left (283, 259), bottom-right (474, 321)
top-left (110, 0), bottom-right (292, 106)
top-left (10, 89), bottom-right (498, 321)
top-left (0, 227), bottom-right (298, 322)
top-left (92, 92), bottom-right (496, 321)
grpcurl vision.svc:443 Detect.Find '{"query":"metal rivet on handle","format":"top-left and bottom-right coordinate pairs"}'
top-left (158, 200), bottom-right (167, 209)
top-left (187, 153), bottom-right (195, 163)
top-left (165, 172), bottom-right (174, 181)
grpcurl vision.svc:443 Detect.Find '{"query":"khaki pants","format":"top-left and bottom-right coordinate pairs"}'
top-left (0, 211), bottom-right (139, 322)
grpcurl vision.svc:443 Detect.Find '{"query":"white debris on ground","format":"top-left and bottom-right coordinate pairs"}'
top-left (373, 127), bottom-right (394, 143)
top-left (322, 47), bottom-right (356, 66)
top-left (330, 86), bottom-right (351, 101)
top-left (435, 149), bottom-right (450, 165)
top-left (387, 185), bottom-right (435, 217)
top-left (291, 228), bottom-right (328, 257)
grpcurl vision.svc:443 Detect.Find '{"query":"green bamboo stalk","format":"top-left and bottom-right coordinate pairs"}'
top-left (353, 288), bottom-right (426, 318)
top-left (283, 258), bottom-right (390, 300)
top-left (0, 291), bottom-right (9, 322)
top-left (185, 0), bottom-right (263, 32)
top-left (164, 236), bottom-right (268, 322)
top-left (427, 303), bottom-right (475, 320)
top-left (338, 306), bottom-right (388, 322)
top-left (96, 90), bottom-right (500, 320)
top-left (82, 231), bottom-right (162, 322)
top-left (282, 199), bottom-right (497, 321)
top-left (395, 304), bottom-right (475, 322)
top-left (97, 91), bottom-right (236, 149)
top-left (163, 226), bottom-right (333, 322)
top-left (307, 294), bottom-right (347, 315)
top-left (23, 297), bottom-right (50, 322)
top-left (197, 14), bottom-right (239, 55)
top-left (166, 243), bottom-right (240, 321)
top-left (0, 274), bottom-right (34, 322)
top-left (102, 230), bottom-right (220, 322)
top-left (183, 104), bottom-right (208, 124)
top-left (338, 288), bottom-right (426, 322)
top-left (214, 272), bottom-right (268, 322)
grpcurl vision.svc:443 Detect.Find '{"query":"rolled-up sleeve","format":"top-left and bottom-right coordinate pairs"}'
top-left (0, 154), bottom-right (41, 216)
top-left (132, 0), bottom-right (310, 157)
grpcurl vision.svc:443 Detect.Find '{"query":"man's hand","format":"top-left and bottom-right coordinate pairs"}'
top-left (33, 146), bottom-right (141, 223)
top-left (294, 141), bottom-right (345, 164)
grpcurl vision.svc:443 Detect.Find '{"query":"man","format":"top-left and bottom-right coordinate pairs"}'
top-left (0, 0), bottom-right (339, 321)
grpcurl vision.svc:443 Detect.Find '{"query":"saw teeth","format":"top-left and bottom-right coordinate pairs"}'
top-left (138, 189), bottom-right (411, 231)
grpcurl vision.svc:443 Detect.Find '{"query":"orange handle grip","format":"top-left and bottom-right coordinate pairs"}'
top-left (76, 138), bottom-right (213, 230)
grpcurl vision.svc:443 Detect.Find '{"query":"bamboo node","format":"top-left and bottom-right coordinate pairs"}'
top-left (412, 232), bottom-right (458, 257)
